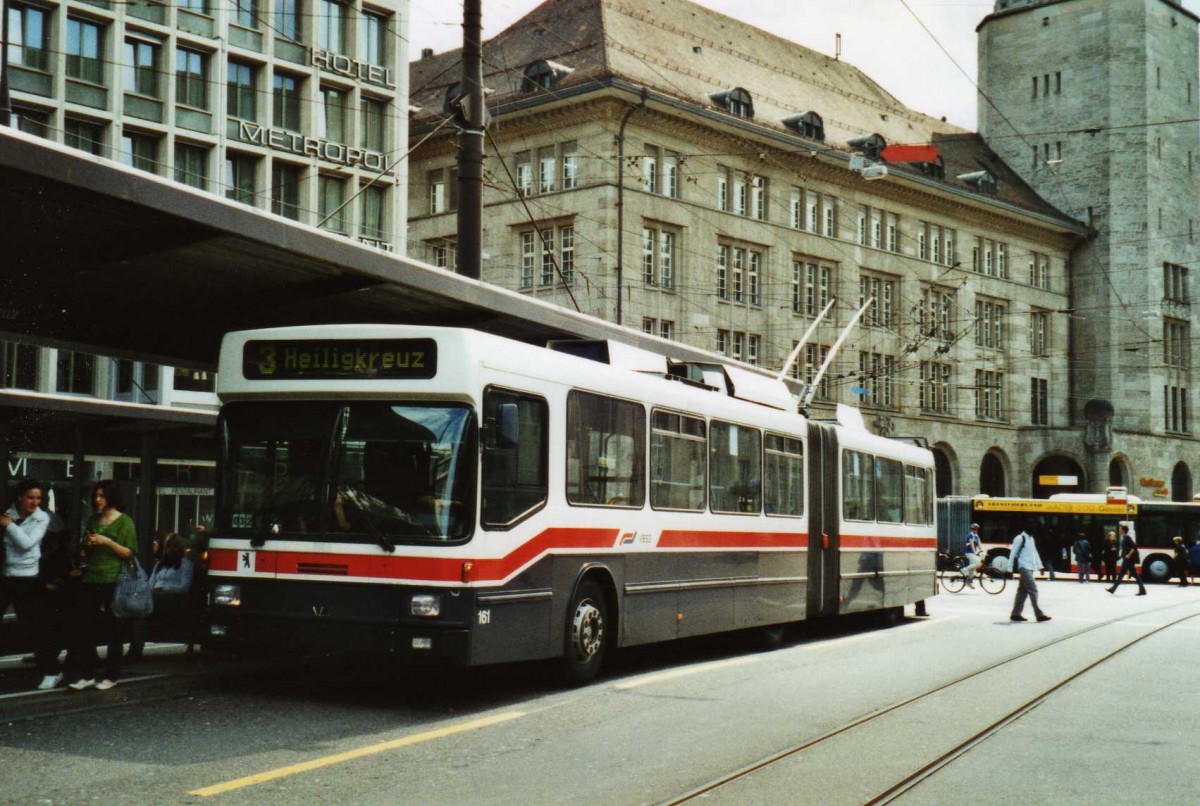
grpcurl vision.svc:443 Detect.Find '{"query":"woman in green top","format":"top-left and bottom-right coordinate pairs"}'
top-left (66, 480), bottom-right (137, 692)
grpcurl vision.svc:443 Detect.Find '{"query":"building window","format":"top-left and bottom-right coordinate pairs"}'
top-left (1, 342), bottom-right (38, 390)
top-left (121, 133), bottom-right (158, 173)
top-left (361, 97), bottom-right (387, 151)
top-left (359, 184), bottom-right (387, 241)
top-left (520, 231), bottom-right (535, 289)
top-left (859, 273), bottom-right (896, 328)
top-left (274, 0), bottom-right (300, 40)
top-left (822, 195), bottom-right (837, 237)
top-left (427, 239), bottom-right (454, 269)
top-left (271, 162), bottom-right (302, 220)
top-left (538, 146), bottom-right (557, 193)
top-left (515, 152), bottom-right (533, 197)
top-left (717, 170), bottom-right (728, 211)
top-left (522, 224), bottom-right (576, 288)
top-left (9, 4), bottom-right (49, 71)
top-left (857, 352), bottom-right (895, 408)
top-left (920, 286), bottom-right (954, 342)
top-left (642, 226), bottom-right (676, 290)
top-left (974, 298), bottom-right (1007, 350)
top-left (227, 59), bottom-right (256, 119)
top-left (360, 11), bottom-right (387, 65)
top-left (794, 259), bottom-right (832, 316)
top-left (316, 0), bottom-right (344, 53)
top-left (1029, 252), bottom-right (1050, 289)
top-left (642, 318), bottom-right (676, 341)
top-left (319, 86), bottom-right (345, 142)
top-left (1165, 262), bottom-right (1189, 302)
top-left (318, 175), bottom-right (346, 232)
top-left (732, 170), bottom-right (747, 215)
top-left (522, 60), bottom-right (563, 91)
top-left (886, 213), bottom-right (899, 252)
top-left (64, 118), bottom-right (104, 155)
top-left (231, 0), bottom-right (257, 28)
top-left (750, 174), bottom-right (767, 220)
top-left (176, 48), bottom-right (208, 110)
top-left (640, 145), bottom-right (680, 198)
top-left (790, 187), bottom-right (803, 229)
top-left (273, 72), bottom-right (302, 131)
top-left (225, 153), bottom-right (257, 205)
top-left (717, 244), bottom-right (728, 300)
top-left (1164, 318), bottom-right (1190, 367)
top-left (1030, 310), bottom-right (1050, 356)
top-left (975, 370), bottom-right (1005, 420)
top-left (179, 0), bottom-right (208, 12)
top-left (717, 330), bottom-right (729, 356)
top-left (174, 143), bottom-right (208, 189)
top-left (716, 87), bottom-right (753, 118)
top-left (1031, 378), bottom-right (1049, 425)
top-left (1166, 386), bottom-right (1190, 433)
top-left (123, 39), bottom-right (160, 98)
top-left (66, 17), bottom-right (103, 84)
top-left (427, 166), bottom-right (457, 214)
top-left (562, 142), bottom-right (580, 190)
top-left (14, 106), bottom-right (51, 138)
top-left (920, 362), bottom-right (952, 414)
top-left (56, 351), bottom-right (95, 395)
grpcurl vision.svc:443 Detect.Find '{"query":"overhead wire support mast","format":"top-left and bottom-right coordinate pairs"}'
top-left (801, 296), bottom-right (875, 412)
top-left (455, 0), bottom-right (487, 280)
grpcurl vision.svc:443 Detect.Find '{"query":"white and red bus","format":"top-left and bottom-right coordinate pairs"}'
top-left (206, 325), bottom-right (936, 682)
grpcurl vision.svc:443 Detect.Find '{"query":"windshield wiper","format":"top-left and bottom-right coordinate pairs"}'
top-left (251, 509), bottom-right (272, 548)
top-left (341, 488), bottom-right (395, 553)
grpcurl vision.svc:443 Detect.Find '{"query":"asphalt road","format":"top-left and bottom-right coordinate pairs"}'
top-left (1, 580), bottom-right (1197, 805)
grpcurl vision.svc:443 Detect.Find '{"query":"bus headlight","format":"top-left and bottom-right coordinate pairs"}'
top-left (211, 584), bottom-right (242, 607)
top-left (410, 593), bottom-right (441, 617)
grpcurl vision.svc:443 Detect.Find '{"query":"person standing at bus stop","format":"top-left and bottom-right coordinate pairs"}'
top-left (1172, 536), bottom-right (1191, 587)
top-left (1009, 523), bottom-right (1051, 622)
top-left (1107, 524), bottom-right (1146, 596)
top-left (1073, 533), bottom-right (1092, 583)
top-left (1102, 531), bottom-right (1119, 583)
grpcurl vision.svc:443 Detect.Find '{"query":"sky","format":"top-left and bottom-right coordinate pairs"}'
top-left (408, 0), bottom-right (1200, 131)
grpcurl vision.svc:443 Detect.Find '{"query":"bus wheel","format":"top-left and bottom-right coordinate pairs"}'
top-left (1142, 554), bottom-right (1173, 583)
top-left (563, 579), bottom-right (608, 686)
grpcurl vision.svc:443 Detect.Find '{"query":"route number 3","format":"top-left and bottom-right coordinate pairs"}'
top-left (477, 609), bottom-right (491, 625)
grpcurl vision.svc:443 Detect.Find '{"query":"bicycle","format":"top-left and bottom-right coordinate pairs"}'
top-left (938, 552), bottom-right (1007, 594)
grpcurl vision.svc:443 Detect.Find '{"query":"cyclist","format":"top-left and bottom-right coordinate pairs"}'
top-left (963, 522), bottom-right (984, 588)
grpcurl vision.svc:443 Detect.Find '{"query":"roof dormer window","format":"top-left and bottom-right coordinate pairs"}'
top-left (711, 87), bottom-right (753, 119)
top-left (847, 133), bottom-right (887, 160)
top-left (784, 111), bottom-right (824, 142)
top-left (920, 156), bottom-right (946, 180)
top-left (522, 60), bottom-right (573, 92)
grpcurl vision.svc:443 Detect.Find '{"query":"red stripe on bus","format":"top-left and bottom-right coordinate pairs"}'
top-left (840, 535), bottom-right (937, 549)
top-left (657, 530), bottom-right (807, 548)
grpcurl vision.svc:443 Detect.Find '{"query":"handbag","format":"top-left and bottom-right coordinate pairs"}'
top-left (111, 556), bottom-right (154, 618)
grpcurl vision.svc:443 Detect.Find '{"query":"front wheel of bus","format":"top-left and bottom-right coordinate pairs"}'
top-left (563, 580), bottom-right (608, 686)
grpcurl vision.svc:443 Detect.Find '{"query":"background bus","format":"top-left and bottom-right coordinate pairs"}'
top-left (940, 492), bottom-right (1199, 582)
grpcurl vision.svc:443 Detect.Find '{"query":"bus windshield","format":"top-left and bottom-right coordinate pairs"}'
top-left (219, 401), bottom-right (477, 544)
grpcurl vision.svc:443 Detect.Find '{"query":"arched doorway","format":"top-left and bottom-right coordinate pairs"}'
top-left (1171, 462), bottom-right (1192, 502)
top-left (980, 453), bottom-right (1006, 497)
top-left (1108, 456), bottom-right (1129, 489)
top-left (1031, 455), bottom-right (1085, 499)
top-left (933, 447), bottom-right (953, 497)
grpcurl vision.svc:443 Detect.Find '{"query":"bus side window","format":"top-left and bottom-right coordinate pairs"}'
top-left (566, 391), bottom-right (646, 508)
top-left (842, 450), bottom-right (874, 521)
top-left (482, 388), bottom-right (548, 529)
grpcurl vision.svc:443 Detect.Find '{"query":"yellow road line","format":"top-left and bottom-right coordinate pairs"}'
top-left (614, 654), bottom-right (761, 690)
top-left (189, 711), bottom-right (525, 797)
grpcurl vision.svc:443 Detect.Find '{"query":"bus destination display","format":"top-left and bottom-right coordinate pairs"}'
top-left (243, 339), bottom-right (437, 380)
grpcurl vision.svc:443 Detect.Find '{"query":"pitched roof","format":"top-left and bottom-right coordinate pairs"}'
top-left (409, 0), bottom-right (1077, 224)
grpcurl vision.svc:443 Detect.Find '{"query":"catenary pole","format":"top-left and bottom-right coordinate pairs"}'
top-left (455, 0), bottom-right (486, 279)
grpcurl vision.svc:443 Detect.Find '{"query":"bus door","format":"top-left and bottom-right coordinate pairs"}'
top-left (806, 422), bottom-right (840, 618)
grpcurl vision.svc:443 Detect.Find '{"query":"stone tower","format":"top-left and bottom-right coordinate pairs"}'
top-left (979, 0), bottom-right (1200, 494)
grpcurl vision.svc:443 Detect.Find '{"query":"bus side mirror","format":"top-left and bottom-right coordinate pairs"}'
top-left (497, 403), bottom-right (520, 448)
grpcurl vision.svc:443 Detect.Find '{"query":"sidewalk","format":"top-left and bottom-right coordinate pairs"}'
top-left (0, 642), bottom-right (280, 722)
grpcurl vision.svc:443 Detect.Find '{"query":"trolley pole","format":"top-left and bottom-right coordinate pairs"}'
top-left (455, 0), bottom-right (487, 280)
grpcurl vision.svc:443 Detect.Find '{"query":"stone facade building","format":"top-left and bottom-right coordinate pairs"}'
top-left (980, 0), bottom-right (1200, 500)
top-left (407, 0), bottom-right (1087, 497)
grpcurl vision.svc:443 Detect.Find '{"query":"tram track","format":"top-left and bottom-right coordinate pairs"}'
top-left (659, 600), bottom-right (1200, 805)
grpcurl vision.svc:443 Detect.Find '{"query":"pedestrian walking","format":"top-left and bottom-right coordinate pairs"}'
top-left (1107, 525), bottom-right (1146, 596)
top-left (1172, 536), bottom-right (1191, 587)
top-left (1073, 533), bottom-right (1092, 583)
top-left (1102, 532), bottom-right (1119, 583)
top-left (1009, 523), bottom-right (1051, 622)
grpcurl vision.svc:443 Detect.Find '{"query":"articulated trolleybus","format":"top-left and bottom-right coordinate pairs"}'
top-left (206, 325), bottom-right (936, 682)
